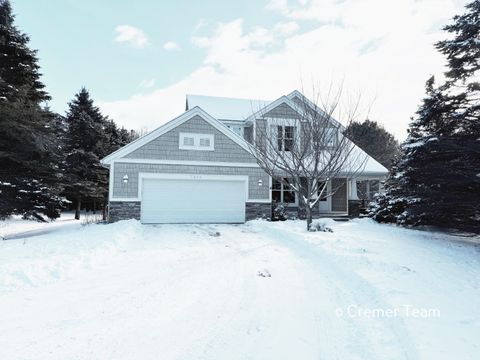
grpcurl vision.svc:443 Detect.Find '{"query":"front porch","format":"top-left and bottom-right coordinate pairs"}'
top-left (270, 176), bottom-right (384, 219)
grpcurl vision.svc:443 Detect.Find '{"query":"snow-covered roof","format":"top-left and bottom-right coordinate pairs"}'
top-left (360, 151), bottom-right (388, 174)
top-left (186, 94), bottom-right (271, 121)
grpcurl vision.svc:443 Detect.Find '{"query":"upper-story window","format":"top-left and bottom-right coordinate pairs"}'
top-left (312, 127), bottom-right (337, 148)
top-left (276, 125), bottom-right (296, 151)
top-left (179, 132), bottom-right (214, 151)
top-left (325, 128), bottom-right (337, 147)
top-left (226, 125), bottom-right (244, 137)
top-left (183, 136), bottom-right (195, 146)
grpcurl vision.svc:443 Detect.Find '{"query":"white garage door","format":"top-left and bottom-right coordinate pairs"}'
top-left (141, 176), bottom-right (247, 224)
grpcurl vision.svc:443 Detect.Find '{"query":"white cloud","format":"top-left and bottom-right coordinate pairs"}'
top-left (102, 0), bottom-right (469, 139)
top-left (163, 41), bottom-right (181, 51)
top-left (193, 19), bottom-right (208, 32)
top-left (139, 78), bottom-right (156, 89)
top-left (114, 25), bottom-right (149, 48)
top-left (274, 21), bottom-right (300, 36)
top-left (265, 0), bottom-right (290, 14)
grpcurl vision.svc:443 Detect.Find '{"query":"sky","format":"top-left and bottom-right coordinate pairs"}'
top-left (13, 0), bottom-right (470, 139)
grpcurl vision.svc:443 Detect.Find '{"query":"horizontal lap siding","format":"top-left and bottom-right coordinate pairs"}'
top-left (123, 115), bottom-right (256, 163)
top-left (113, 163), bottom-right (270, 200)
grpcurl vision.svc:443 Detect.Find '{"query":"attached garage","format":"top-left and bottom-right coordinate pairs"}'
top-left (140, 174), bottom-right (247, 224)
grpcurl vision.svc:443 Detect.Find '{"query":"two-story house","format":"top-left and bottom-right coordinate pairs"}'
top-left (101, 90), bottom-right (387, 223)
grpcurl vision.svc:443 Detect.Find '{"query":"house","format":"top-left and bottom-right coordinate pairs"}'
top-left (101, 90), bottom-right (388, 223)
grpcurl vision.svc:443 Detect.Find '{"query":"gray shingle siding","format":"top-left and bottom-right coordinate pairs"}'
top-left (264, 103), bottom-right (299, 119)
top-left (123, 115), bottom-right (256, 163)
top-left (112, 162), bottom-right (270, 200)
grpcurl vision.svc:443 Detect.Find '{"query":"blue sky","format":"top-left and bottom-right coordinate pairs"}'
top-left (13, 0), bottom-right (278, 106)
top-left (13, 0), bottom-right (469, 138)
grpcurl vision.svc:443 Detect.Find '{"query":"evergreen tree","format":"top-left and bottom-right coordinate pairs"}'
top-left (0, 0), bottom-right (49, 103)
top-left (436, 0), bottom-right (480, 83)
top-left (345, 119), bottom-right (400, 168)
top-left (63, 88), bottom-right (109, 220)
top-left (103, 119), bottom-right (138, 156)
top-left (0, 0), bottom-right (63, 221)
top-left (63, 88), bottom-right (138, 220)
top-left (371, 0), bottom-right (480, 232)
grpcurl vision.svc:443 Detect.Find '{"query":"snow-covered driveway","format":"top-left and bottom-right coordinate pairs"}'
top-left (0, 219), bottom-right (479, 360)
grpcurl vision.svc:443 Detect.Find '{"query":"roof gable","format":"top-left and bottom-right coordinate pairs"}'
top-left (101, 107), bottom-right (253, 165)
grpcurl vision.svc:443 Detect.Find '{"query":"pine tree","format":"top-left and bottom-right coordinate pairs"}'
top-left (0, 0), bottom-right (63, 221)
top-left (345, 119), bottom-right (400, 168)
top-left (103, 119), bottom-right (138, 156)
top-left (63, 88), bottom-right (109, 220)
top-left (0, 0), bottom-right (49, 103)
top-left (371, 0), bottom-right (480, 232)
top-left (62, 88), bottom-right (138, 220)
top-left (436, 0), bottom-right (480, 83)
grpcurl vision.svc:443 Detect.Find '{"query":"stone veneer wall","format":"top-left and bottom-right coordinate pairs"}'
top-left (348, 200), bottom-right (365, 218)
top-left (246, 203), bottom-right (271, 220)
top-left (283, 205), bottom-right (321, 219)
top-left (109, 201), bottom-right (270, 222)
top-left (109, 201), bottom-right (141, 222)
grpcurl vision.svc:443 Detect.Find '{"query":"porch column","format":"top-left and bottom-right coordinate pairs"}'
top-left (349, 178), bottom-right (359, 200)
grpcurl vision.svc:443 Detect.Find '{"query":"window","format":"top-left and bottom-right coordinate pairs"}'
top-left (317, 181), bottom-right (328, 202)
top-left (284, 126), bottom-right (295, 151)
top-left (199, 137), bottom-right (210, 147)
top-left (356, 179), bottom-right (380, 200)
top-left (179, 133), bottom-right (214, 151)
top-left (183, 136), bottom-right (194, 146)
top-left (226, 125), bottom-right (244, 137)
top-left (275, 125), bottom-right (296, 151)
top-left (323, 128), bottom-right (337, 147)
top-left (272, 178), bottom-right (296, 204)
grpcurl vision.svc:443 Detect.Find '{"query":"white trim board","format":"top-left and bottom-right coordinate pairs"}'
top-left (244, 95), bottom-right (299, 124)
top-left (112, 158), bottom-right (261, 168)
top-left (110, 172), bottom-right (265, 203)
top-left (101, 106), bottom-right (254, 165)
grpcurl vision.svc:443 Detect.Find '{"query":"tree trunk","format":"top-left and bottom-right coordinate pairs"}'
top-left (305, 180), bottom-right (313, 231)
top-left (102, 201), bottom-right (107, 221)
top-left (75, 196), bottom-right (81, 220)
top-left (306, 205), bottom-right (313, 231)
top-left (93, 199), bottom-right (96, 214)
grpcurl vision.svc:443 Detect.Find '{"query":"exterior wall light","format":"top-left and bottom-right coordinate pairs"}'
top-left (258, 179), bottom-right (263, 187)
top-left (123, 175), bottom-right (129, 184)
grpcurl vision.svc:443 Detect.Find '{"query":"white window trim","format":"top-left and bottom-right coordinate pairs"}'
top-left (266, 118), bottom-right (301, 152)
top-left (179, 132), bottom-right (214, 151)
top-left (324, 127), bottom-right (338, 148)
top-left (271, 178), bottom-right (298, 206)
top-left (226, 124), bottom-right (244, 137)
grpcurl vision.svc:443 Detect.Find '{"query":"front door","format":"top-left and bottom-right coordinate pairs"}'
top-left (331, 178), bottom-right (348, 212)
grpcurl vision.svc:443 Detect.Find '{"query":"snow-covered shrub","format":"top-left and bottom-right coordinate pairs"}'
top-left (297, 208), bottom-right (306, 220)
top-left (309, 220), bottom-right (333, 233)
top-left (272, 202), bottom-right (287, 221)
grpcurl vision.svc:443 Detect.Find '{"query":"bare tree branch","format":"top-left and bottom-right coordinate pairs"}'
top-left (248, 86), bottom-right (368, 229)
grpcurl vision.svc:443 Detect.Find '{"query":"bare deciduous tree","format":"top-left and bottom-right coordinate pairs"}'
top-left (248, 89), bottom-right (367, 230)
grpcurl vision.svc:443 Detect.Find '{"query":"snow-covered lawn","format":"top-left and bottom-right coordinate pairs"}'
top-left (0, 212), bottom-right (101, 240)
top-left (0, 218), bottom-right (479, 360)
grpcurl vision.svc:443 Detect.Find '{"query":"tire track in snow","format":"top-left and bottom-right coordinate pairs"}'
top-left (256, 222), bottom-right (419, 360)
